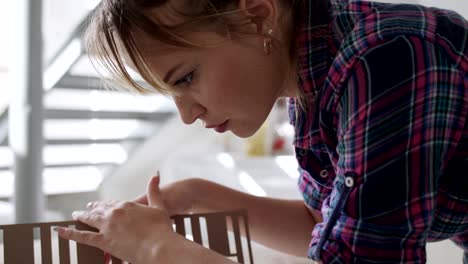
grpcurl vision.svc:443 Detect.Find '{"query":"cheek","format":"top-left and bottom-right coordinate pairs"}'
top-left (199, 45), bottom-right (279, 127)
top-left (201, 59), bottom-right (244, 109)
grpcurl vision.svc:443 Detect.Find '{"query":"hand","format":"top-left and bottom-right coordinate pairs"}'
top-left (55, 176), bottom-right (177, 264)
top-left (133, 177), bottom-right (198, 215)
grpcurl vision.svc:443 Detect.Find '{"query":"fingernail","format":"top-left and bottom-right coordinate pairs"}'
top-left (151, 176), bottom-right (158, 186)
top-left (72, 211), bottom-right (78, 219)
top-left (86, 202), bottom-right (93, 208)
top-left (153, 174), bottom-right (160, 182)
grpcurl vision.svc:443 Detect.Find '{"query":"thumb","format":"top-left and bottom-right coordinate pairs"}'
top-left (147, 171), bottom-right (165, 209)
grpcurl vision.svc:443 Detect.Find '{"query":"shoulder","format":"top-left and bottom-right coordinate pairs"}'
top-left (325, 0), bottom-right (468, 94)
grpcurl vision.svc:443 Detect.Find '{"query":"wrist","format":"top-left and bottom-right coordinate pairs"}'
top-left (145, 232), bottom-right (181, 263)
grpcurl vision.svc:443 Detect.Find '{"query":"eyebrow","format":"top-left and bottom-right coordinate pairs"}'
top-left (163, 62), bottom-right (184, 84)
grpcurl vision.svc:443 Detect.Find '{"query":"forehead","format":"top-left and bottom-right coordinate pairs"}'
top-left (136, 32), bottom-right (225, 80)
top-left (121, 2), bottom-right (232, 82)
top-left (131, 16), bottom-right (229, 64)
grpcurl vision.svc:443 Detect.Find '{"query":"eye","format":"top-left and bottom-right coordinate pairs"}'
top-left (174, 70), bottom-right (195, 87)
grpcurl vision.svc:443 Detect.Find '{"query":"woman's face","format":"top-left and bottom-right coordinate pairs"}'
top-left (140, 30), bottom-right (296, 138)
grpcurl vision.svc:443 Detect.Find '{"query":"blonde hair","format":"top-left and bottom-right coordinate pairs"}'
top-left (85, 0), bottom-right (306, 96)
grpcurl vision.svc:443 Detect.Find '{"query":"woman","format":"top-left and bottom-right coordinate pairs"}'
top-left (55, 0), bottom-right (468, 263)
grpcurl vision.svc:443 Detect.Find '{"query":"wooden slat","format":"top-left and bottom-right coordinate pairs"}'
top-left (231, 215), bottom-right (245, 263)
top-left (173, 216), bottom-right (186, 236)
top-left (190, 216), bottom-right (203, 244)
top-left (40, 225), bottom-right (53, 264)
top-left (3, 224), bottom-right (35, 263)
top-left (242, 213), bottom-right (255, 264)
top-left (205, 214), bottom-right (230, 255)
top-left (75, 222), bottom-right (105, 263)
top-left (58, 224), bottom-right (71, 264)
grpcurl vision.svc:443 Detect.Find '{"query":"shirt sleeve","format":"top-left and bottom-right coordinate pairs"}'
top-left (313, 35), bottom-right (467, 263)
top-left (296, 147), bottom-right (335, 212)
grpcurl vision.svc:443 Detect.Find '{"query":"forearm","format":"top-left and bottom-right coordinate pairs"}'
top-left (151, 234), bottom-right (238, 264)
top-left (190, 179), bottom-right (318, 257)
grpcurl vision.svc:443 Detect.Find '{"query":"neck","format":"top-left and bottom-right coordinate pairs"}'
top-left (279, 59), bottom-right (300, 98)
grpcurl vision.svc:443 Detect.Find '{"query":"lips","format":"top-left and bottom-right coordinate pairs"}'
top-left (205, 120), bottom-right (229, 133)
top-left (213, 120), bottom-right (229, 133)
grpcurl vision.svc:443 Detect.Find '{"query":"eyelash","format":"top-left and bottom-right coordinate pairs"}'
top-left (174, 70), bottom-right (195, 87)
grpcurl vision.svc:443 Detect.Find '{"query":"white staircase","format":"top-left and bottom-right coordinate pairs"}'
top-left (0, 2), bottom-right (177, 222)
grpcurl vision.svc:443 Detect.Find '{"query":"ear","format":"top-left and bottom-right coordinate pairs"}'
top-left (237, 0), bottom-right (279, 35)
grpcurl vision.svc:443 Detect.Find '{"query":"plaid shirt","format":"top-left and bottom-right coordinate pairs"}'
top-left (289, 0), bottom-right (468, 263)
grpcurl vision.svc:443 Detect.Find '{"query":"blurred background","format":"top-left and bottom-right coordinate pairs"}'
top-left (0, 0), bottom-right (466, 263)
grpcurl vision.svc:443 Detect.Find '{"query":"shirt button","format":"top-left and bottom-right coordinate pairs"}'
top-left (345, 176), bottom-right (354, 188)
top-left (299, 149), bottom-right (308, 156)
top-left (320, 169), bottom-right (328, 178)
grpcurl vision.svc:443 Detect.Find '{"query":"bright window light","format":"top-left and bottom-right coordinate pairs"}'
top-left (45, 119), bottom-right (144, 140)
top-left (88, 90), bottom-right (172, 112)
top-left (0, 166), bottom-right (105, 196)
top-left (43, 39), bottom-right (82, 91)
top-left (275, 155), bottom-right (299, 179)
top-left (43, 144), bottom-right (127, 165)
top-left (88, 119), bottom-right (140, 140)
top-left (46, 89), bottom-right (175, 113)
top-left (277, 123), bottom-right (295, 137)
top-left (0, 147), bottom-right (13, 168)
top-left (216, 152), bottom-right (235, 169)
top-left (43, 166), bottom-right (104, 194)
top-left (237, 171), bottom-right (266, 197)
top-left (0, 170), bottom-right (13, 197)
top-left (85, 0), bottom-right (100, 10)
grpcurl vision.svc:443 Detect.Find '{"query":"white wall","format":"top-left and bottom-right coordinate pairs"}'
top-left (419, 0), bottom-right (468, 18)
top-left (375, 0), bottom-right (468, 18)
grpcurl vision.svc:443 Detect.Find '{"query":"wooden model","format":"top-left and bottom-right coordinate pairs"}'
top-left (0, 209), bottom-right (254, 264)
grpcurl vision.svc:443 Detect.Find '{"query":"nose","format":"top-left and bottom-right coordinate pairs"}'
top-left (174, 97), bottom-right (206, 125)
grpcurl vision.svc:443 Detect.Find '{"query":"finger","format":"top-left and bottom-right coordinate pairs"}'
top-left (133, 171), bottom-right (162, 205)
top-left (147, 171), bottom-right (165, 209)
top-left (54, 227), bottom-right (104, 249)
top-left (132, 194), bottom-right (148, 205)
top-left (93, 200), bottom-right (119, 211)
top-left (72, 210), bottom-right (105, 229)
top-left (86, 201), bottom-right (97, 209)
top-left (87, 200), bottom-right (117, 209)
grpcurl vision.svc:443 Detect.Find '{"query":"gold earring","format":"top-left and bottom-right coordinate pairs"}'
top-left (264, 39), bottom-right (272, 55)
top-left (264, 29), bottom-right (273, 55)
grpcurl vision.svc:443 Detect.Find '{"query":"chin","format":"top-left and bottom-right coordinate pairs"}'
top-left (230, 124), bottom-right (261, 138)
top-left (232, 130), bottom-right (254, 138)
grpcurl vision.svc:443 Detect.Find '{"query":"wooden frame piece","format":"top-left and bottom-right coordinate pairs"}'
top-left (0, 209), bottom-right (254, 264)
